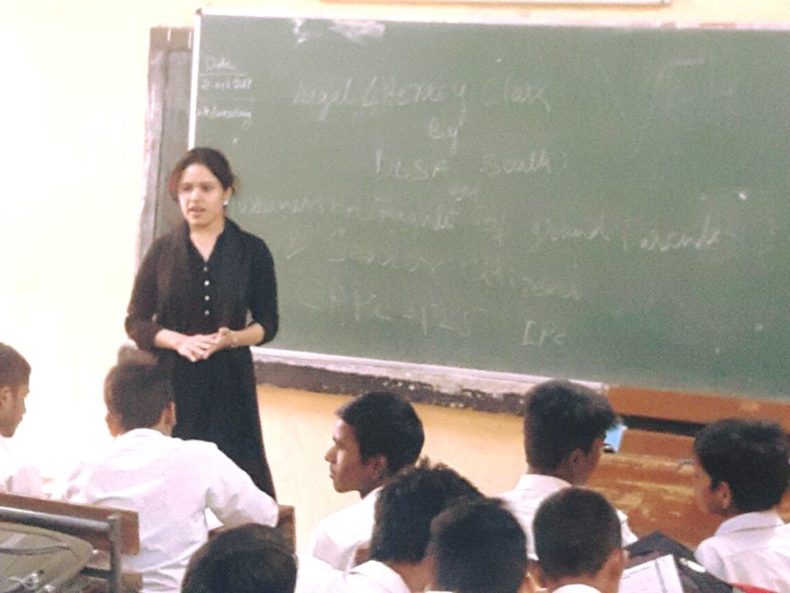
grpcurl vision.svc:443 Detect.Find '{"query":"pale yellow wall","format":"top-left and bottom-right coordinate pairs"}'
top-left (0, 0), bottom-right (787, 510)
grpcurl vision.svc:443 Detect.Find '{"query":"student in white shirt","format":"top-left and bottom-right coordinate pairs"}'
top-left (305, 391), bottom-right (424, 571)
top-left (532, 488), bottom-right (626, 593)
top-left (55, 361), bottom-right (279, 593)
top-left (692, 418), bottom-right (790, 593)
top-left (0, 343), bottom-right (43, 496)
top-left (306, 462), bottom-right (482, 593)
top-left (427, 497), bottom-right (535, 593)
top-left (499, 380), bottom-right (636, 560)
top-left (182, 523), bottom-right (297, 593)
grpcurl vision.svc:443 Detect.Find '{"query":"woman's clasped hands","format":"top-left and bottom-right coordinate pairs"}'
top-left (176, 328), bottom-right (235, 362)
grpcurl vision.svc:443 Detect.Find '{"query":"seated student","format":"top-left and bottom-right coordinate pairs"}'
top-left (54, 361), bottom-right (279, 593)
top-left (532, 487), bottom-right (627, 593)
top-left (181, 523), bottom-right (297, 593)
top-left (0, 343), bottom-right (43, 496)
top-left (305, 391), bottom-right (425, 571)
top-left (499, 380), bottom-right (636, 559)
top-left (692, 418), bottom-right (790, 592)
top-left (427, 497), bottom-right (534, 593)
top-left (301, 462), bottom-right (482, 593)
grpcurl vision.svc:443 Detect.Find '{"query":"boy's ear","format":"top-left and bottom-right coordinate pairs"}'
top-left (568, 447), bottom-right (583, 466)
top-left (363, 453), bottom-right (389, 481)
top-left (604, 547), bottom-right (628, 583)
top-left (711, 480), bottom-right (734, 512)
top-left (105, 410), bottom-right (123, 437)
top-left (163, 401), bottom-right (177, 427)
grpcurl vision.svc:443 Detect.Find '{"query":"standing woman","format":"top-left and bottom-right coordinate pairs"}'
top-left (126, 147), bottom-right (278, 497)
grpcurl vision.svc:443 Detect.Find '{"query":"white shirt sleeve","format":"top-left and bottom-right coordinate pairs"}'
top-left (204, 446), bottom-right (279, 527)
top-left (4, 464), bottom-right (44, 496)
top-left (0, 438), bottom-right (44, 497)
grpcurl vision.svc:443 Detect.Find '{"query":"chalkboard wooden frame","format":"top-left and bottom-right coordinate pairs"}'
top-left (140, 27), bottom-right (193, 265)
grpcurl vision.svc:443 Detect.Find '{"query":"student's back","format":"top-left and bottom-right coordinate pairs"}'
top-left (55, 362), bottom-right (278, 593)
top-left (499, 380), bottom-right (636, 558)
top-left (61, 429), bottom-right (278, 592)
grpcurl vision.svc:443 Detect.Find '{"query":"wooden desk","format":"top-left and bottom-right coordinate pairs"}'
top-left (277, 504), bottom-right (296, 551)
top-left (0, 493), bottom-right (140, 592)
top-left (588, 452), bottom-right (790, 549)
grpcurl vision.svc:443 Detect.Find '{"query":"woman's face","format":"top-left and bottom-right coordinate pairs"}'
top-left (177, 163), bottom-right (232, 231)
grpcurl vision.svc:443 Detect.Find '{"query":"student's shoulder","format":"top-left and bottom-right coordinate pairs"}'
top-left (308, 497), bottom-right (377, 564)
top-left (171, 438), bottom-right (250, 475)
top-left (171, 436), bottom-right (224, 457)
top-left (0, 457), bottom-right (44, 497)
top-left (693, 534), bottom-right (727, 574)
top-left (316, 497), bottom-right (372, 532)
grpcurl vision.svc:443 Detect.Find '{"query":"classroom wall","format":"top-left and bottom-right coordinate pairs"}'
top-left (1, 0), bottom-right (787, 495)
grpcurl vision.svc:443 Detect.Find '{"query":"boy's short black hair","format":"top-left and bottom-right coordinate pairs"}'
top-left (524, 380), bottom-right (617, 471)
top-left (533, 487), bottom-right (621, 581)
top-left (430, 497), bottom-right (527, 593)
top-left (181, 524), bottom-right (296, 593)
top-left (694, 418), bottom-right (789, 513)
top-left (338, 391), bottom-right (424, 476)
top-left (0, 343), bottom-right (30, 390)
top-left (104, 362), bottom-right (173, 432)
top-left (369, 462), bottom-right (482, 564)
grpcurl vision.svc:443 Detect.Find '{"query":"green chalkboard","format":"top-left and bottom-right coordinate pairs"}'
top-left (191, 12), bottom-right (790, 400)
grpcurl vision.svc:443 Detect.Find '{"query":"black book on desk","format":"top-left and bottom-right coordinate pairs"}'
top-left (626, 532), bottom-right (732, 593)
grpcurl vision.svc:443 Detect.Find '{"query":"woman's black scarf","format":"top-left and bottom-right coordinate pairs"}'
top-left (157, 219), bottom-right (249, 332)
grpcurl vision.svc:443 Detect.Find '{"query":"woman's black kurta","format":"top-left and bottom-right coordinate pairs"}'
top-left (125, 219), bottom-right (278, 497)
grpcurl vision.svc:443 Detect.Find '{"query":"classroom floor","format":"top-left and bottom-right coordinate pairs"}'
top-left (257, 385), bottom-right (525, 547)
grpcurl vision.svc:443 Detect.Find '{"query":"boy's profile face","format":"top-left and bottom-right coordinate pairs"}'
top-left (324, 419), bottom-right (382, 496)
top-left (0, 382), bottom-right (29, 437)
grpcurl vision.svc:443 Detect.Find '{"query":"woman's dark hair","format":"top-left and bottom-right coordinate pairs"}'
top-left (167, 147), bottom-right (237, 200)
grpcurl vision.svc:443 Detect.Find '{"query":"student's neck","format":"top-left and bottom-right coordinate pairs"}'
top-left (385, 560), bottom-right (432, 593)
top-left (719, 506), bottom-right (745, 519)
top-left (358, 477), bottom-right (389, 499)
top-left (146, 420), bottom-right (172, 437)
top-left (546, 575), bottom-right (609, 593)
top-left (118, 424), bottom-right (171, 437)
top-left (528, 466), bottom-right (577, 485)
